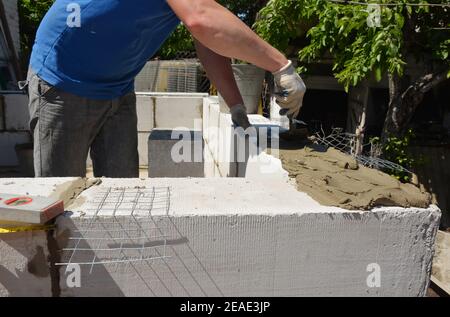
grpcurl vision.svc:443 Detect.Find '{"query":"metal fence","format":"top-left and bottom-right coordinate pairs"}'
top-left (135, 60), bottom-right (210, 93)
top-left (314, 127), bottom-right (411, 175)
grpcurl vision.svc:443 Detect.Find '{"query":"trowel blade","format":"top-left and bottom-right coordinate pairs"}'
top-left (280, 118), bottom-right (309, 141)
top-left (292, 119), bottom-right (308, 127)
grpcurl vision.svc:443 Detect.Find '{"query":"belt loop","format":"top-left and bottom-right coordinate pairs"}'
top-left (17, 80), bottom-right (29, 96)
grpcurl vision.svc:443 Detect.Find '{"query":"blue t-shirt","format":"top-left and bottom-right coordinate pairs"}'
top-left (30, 0), bottom-right (180, 99)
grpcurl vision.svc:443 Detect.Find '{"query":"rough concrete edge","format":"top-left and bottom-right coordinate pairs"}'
top-left (418, 207), bottom-right (442, 297)
top-left (431, 230), bottom-right (450, 295)
top-left (45, 178), bottom-right (102, 297)
top-left (49, 178), bottom-right (102, 209)
top-left (50, 181), bottom-right (441, 297)
top-left (369, 204), bottom-right (441, 297)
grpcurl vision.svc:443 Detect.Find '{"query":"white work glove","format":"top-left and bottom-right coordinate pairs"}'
top-left (230, 104), bottom-right (251, 130)
top-left (272, 60), bottom-right (306, 118)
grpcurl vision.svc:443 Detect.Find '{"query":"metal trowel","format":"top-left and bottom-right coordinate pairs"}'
top-left (279, 109), bottom-right (309, 141)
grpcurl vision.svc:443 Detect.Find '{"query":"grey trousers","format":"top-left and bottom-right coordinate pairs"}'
top-left (26, 70), bottom-right (139, 178)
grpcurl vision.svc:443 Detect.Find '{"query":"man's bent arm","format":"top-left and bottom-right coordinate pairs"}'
top-left (194, 40), bottom-right (251, 129)
top-left (166, 0), bottom-right (288, 73)
top-left (194, 40), bottom-right (243, 108)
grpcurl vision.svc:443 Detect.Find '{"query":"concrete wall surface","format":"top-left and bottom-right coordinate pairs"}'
top-left (148, 129), bottom-right (204, 177)
top-left (0, 132), bottom-right (31, 166)
top-left (0, 231), bottom-right (52, 297)
top-left (3, 94), bottom-right (29, 131)
top-left (0, 177), bottom-right (441, 297)
top-left (136, 93), bottom-right (206, 131)
top-left (88, 93), bottom-right (207, 168)
top-left (0, 178), bottom-right (87, 296)
top-left (202, 97), bottom-right (288, 179)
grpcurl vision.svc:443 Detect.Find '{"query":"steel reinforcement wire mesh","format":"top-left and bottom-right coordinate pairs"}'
top-left (314, 128), bottom-right (411, 175)
top-left (56, 187), bottom-right (172, 273)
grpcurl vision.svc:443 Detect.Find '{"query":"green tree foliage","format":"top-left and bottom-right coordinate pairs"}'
top-left (158, 0), bottom-right (269, 59)
top-left (18, 0), bottom-right (54, 72)
top-left (371, 129), bottom-right (418, 182)
top-left (222, 0), bottom-right (269, 26)
top-left (255, 0), bottom-right (449, 138)
top-left (158, 24), bottom-right (196, 59)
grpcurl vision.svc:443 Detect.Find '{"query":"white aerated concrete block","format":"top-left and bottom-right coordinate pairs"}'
top-left (270, 97), bottom-right (289, 129)
top-left (154, 97), bottom-right (203, 130)
top-left (218, 113), bottom-right (237, 177)
top-left (240, 115), bottom-right (287, 180)
top-left (0, 177), bottom-right (81, 198)
top-left (0, 178), bottom-right (83, 297)
top-left (0, 178), bottom-right (442, 297)
top-left (3, 94), bottom-right (29, 131)
top-left (0, 231), bottom-right (52, 297)
top-left (239, 152), bottom-right (289, 180)
top-left (136, 95), bottom-right (154, 132)
top-left (0, 132), bottom-right (32, 166)
top-left (207, 102), bottom-right (220, 165)
top-left (216, 112), bottom-right (286, 179)
top-left (138, 132), bottom-right (150, 166)
top-left (203, 145), bottom-right (217, 178)
top-left (148, 129), bottom-right (204, 178)
top-left (214, 160), bottom-right (220, 177)
top-left (202, 97), bottom-right (216, 143)
top-left (52, 178), bottom-right (441, 297)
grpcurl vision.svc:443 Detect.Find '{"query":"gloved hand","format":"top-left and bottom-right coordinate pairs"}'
top-left (230, 104), bottom-right (251, 130)
top-left (273, 60), bottom-right (306, 118)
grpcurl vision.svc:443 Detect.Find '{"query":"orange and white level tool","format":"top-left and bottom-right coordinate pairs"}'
top-left (0, 194), bottom-right (64, 225)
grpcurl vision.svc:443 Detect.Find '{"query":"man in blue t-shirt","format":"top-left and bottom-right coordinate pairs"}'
top-left (27, 0), bottom-right (306, 177)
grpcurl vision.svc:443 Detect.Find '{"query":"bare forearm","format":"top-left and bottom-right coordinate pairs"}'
top-left (195, 40), bottom-right (243, 107)
top-left (167, 0), bottom-right (288, 73)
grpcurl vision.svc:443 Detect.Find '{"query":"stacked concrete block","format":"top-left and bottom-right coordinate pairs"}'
top-left (239, 115), bottom-right (288, 179)
top-left (201, 99), bottom-right (221, 177)
top-left (153, 95), bottom-right (204, 130)
top-left (137, 133), bottom-right (149, 167)
top-left (148, 129), bottom-right (204, 178)
top-left (0, 230), bottom-right (52, 297)
top-left (217, 113), bottom-right (238, 177)
top-left (136, 95), bottom-right (155, 132)
top-left (136, 93), bottom-right (206, 174)
top-left (56, 178), bottom-right (443, 296)
top-left (202, 96), bottom-right (219, 144)
top-left (136, 95), bottom-right (155, 167)
top-left (89, 93), bottom-right (207, 169)
top-left (0, 94), bottom-right (32, 167)
top-left (202, 95), bottom-right (287, 179)
top-left (0, 132), bottom-right (31, 166)
top-left (203, 144), bottom-right (216, 178)
top-left (0, 178), bottom-right (83, 297)
top-left (269, 96), bottom-right (290, 129)
top-left (202, 98), bottom-right (220, 178)
top-left (3, 94), bottom-right (29, 131)
top-left (207, 102), bottom-right (220, 165)
top-left (0, 177), bottom-right (440, 296)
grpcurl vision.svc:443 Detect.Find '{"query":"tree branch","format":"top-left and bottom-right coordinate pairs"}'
top-left (401, 68), bottom-right (448, 107)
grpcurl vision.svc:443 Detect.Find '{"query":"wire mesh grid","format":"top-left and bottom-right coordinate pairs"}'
top-left (56, 187), bottom-right (172, 273)
top-left (135, 60), bottom-right (210, 93)
top-left (314, 128), bottom-right (411, 174)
